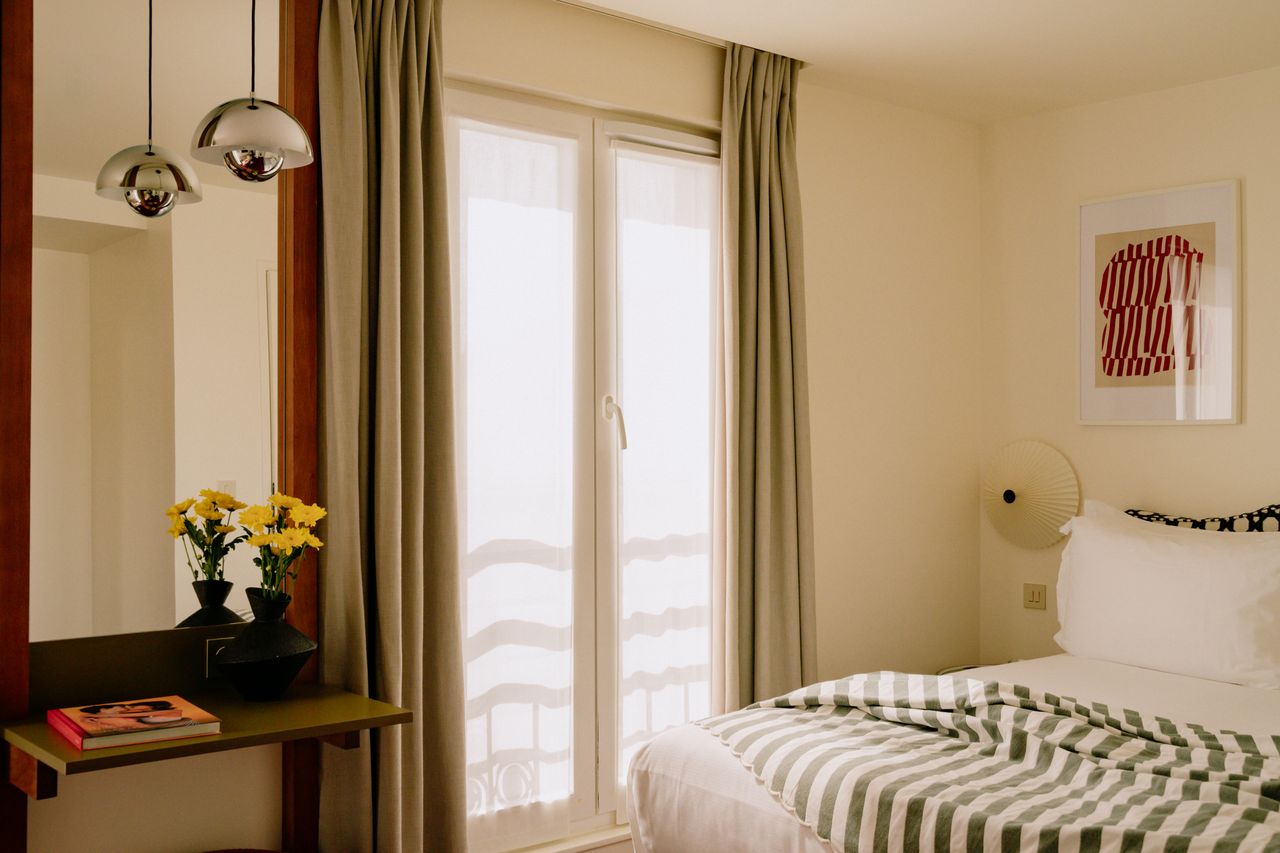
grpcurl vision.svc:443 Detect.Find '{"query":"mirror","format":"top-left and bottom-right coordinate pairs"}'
top-left (28, 0), bottom-right (281, 641)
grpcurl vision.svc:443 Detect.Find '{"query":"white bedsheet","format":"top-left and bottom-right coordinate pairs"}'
top-left (963, 654), bottom-right (1280, 734)
top-left (626, 654), bottom-right (1280, 852)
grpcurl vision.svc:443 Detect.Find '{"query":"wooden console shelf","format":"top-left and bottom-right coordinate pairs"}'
top-left (4, 683), bottom-right (410, 799)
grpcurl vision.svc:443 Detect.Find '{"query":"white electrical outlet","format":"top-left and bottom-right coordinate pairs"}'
top-left (216, 479), bottom-right (237, 497)
top-left (1023, 583), bottom-right (1047, 610)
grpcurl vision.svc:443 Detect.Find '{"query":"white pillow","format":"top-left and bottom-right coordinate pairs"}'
top-left (1055, 514), bottom-right (1280, 688)
top-left (1081, 498), bottom-right (1135, 523)
top-left (1056, 500), bottom-right (1200, 631)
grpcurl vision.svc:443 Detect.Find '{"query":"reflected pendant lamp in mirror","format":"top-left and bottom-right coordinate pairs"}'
top-left (190, 0), bottom-right (312, 182)
top-left (95, 0), bottom-right (202, 217)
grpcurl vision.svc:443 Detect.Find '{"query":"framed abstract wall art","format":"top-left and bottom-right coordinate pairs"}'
top-left (1079, 181), bottom-right (1239, 424)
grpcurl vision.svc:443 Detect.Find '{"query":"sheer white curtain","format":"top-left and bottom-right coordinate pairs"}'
top-left (450, 102), bottom-right (722, 846)
top-left (453, 118), bottom-right (578, 852)
top-left (613, 144), bottom-right (717, 793)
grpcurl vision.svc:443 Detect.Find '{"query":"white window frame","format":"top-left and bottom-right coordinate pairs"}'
top-left (594, 120), bottom-right (720, 823)
top-left (446, 83), bottom-right (720, 846)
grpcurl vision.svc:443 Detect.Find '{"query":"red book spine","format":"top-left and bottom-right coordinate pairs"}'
top-left (46, 709), bottom-right (86, 750)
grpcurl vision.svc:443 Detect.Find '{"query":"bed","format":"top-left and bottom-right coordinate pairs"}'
top-left (627, 654), bottom-right (1280, 851)
top-left (634, 502), bottom-right (1280, 845)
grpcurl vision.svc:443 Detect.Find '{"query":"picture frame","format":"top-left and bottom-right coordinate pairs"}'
top-left (1078, 180), bottom-right (1240, 425)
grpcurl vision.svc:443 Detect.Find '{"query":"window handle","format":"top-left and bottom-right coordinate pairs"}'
top-left (602, 395), bottom-right (628, 450)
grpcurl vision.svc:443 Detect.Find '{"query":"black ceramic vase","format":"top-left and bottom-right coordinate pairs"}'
top-left (216, 588), bottom-right (317, 701)
top-left (176, 579), bottom-right (246, 628)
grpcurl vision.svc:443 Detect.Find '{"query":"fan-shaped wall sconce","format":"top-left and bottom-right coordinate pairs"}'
top-left (981, 440), bottom-right (1079, 548)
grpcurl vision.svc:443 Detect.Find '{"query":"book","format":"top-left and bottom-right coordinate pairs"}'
top-left (47, 695), bottom-right (221, 751)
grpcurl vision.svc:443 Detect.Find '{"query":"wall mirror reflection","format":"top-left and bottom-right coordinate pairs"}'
top-left (29, 0), bottom-right (281, 641)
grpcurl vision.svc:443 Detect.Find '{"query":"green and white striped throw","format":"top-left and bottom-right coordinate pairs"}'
top-left (699, 672), bottom-right (1280, 851)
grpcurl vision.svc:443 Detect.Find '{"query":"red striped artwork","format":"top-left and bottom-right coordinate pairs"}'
top-left (1098, 234), bottom-right (1203, 378)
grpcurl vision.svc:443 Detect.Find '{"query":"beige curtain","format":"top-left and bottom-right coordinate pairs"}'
top-left (713, 44), bottom-right (818, 713)
top-left (316, 0), bottom-right (465, 850)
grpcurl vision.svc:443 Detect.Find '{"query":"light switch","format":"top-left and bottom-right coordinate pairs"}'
top-left (216, 479), bottom-right (237, 498)
top-left (1023, 583), bottom-right (1047, 610)
top-left (205, 636), bottom-right (234, 678)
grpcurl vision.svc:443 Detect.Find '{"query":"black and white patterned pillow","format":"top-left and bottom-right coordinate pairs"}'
top-left (1125, 504), bottom-right (1280, 532)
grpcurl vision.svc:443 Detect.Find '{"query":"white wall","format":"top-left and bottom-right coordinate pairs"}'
top-left (28, 184), bottom-right (181, 643)
top-left (87, 222), bottom-right (177, 638)
top-left (978, 65), bottom-right (1280, 662)
top-left (30, 249), bottom-right (94, 640)
top-left (27, 747), bottom-right (280, 853)
top-left (799, 82), bottom-right (983, 679)
top-left (170, 184), bottom-right (279, 617)
top-left (445, 0), bottom-right (722, 130)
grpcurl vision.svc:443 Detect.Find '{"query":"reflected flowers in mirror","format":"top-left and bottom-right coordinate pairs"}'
top-left (168, 488), bottom-right (249, 581)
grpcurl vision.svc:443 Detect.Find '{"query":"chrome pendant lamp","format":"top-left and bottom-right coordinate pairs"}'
top-left (96, 0), bottom-right (202, 217)
top-left (190, 0), bottom-right (312, 182)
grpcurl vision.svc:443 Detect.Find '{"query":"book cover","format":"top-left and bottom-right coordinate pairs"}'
top-left (47, 695), bottom-right (221, 751)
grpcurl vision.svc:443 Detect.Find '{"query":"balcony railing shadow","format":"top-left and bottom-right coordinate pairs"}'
top-left (463, 532), bottom-right (711, 812)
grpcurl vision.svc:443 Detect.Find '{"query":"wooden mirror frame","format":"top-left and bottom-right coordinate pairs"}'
top-left (0, 1), bottom-right (322, 848)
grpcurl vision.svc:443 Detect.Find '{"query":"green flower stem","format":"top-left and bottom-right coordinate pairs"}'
top-left (180, 512), bottom-right (243, 582)
top-left (180, 534), bottom-right (199, 580)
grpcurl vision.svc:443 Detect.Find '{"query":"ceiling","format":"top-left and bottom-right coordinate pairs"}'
top-left (573, 0), bottom-right (1280, 122)
top-left (35, 0), bottom-right (278, 190)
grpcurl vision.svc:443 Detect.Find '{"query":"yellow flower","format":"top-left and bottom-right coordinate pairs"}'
top-left (288, 503), bottom-right (327, 528)
top-left (239, 504), bottom-right (276, 532)
top-left (250, 532), bottom-right (293, 554)
top-left (303, 532), bottom-right (324, 550)
top-left (166, 498), bottom-right (195, 519)
top-left (214, 525), bottom-right (237, 534)
top-left (168, 517), bottom-right (187, 538)
top-left (193, 501), bottom-right (224, 521)
top-left (268, 491), bottom-right (303, 509)
top-left (278, 528), bottom-right (309, 550)
top-left (200, 489), bottom-right (247, 511)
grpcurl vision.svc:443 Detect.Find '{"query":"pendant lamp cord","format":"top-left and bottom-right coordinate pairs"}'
top-left (146, 0), bottom-right (153, 151)
top-left (249, 0), bottom-right (257, 101)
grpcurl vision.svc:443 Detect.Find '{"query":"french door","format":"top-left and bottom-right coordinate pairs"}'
top-left (446, 89), bottom-right (719, 851)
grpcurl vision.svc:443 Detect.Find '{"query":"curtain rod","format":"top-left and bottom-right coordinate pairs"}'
top-left (552, 0), bottom-right (726, 49)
